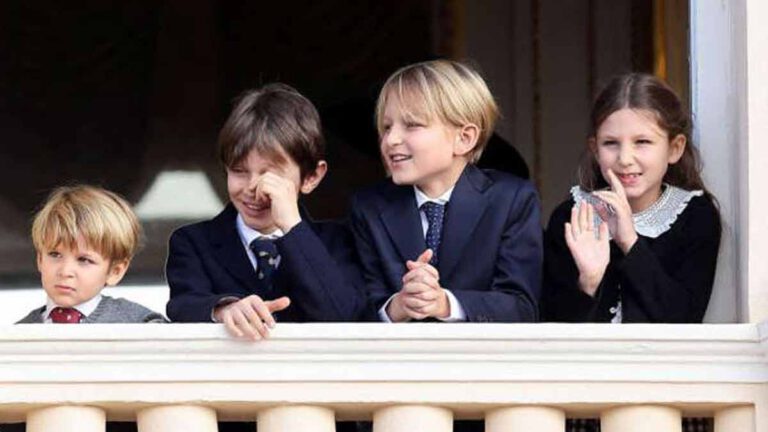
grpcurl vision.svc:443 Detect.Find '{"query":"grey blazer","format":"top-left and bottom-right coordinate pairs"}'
top-left (16, 295), bottom-right (168, 324)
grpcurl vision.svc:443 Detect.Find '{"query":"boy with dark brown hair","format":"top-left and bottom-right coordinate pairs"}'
top-left (166, 83), bottom-right (365, 339)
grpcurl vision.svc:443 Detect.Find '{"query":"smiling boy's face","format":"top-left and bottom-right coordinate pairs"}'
top-left (37, 236), bottom-right (127, 308)
top-left (226, 148), bottom-right (304, 234)
top-left (378, 95), bottom-right (468, 198)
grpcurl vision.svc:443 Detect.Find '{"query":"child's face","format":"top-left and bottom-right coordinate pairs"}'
top-left (37, 237), bottom-right (127, 308)
top-left (226, 149), bottom-right (303, 233)
top-left (592, 108), bottom-right (685, 212)
top-left (379, 96), bottom-right (469, 197)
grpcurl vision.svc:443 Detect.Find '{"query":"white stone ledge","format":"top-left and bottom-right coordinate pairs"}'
top-left (1, 323), bottom-right (766, 385)
top-left (1, 323), bottom-right (767, 425)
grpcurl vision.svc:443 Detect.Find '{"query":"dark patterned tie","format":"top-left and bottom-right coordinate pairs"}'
top-left (249, 238), bottom-right (279, 287)
top-left (50, 307), bottom-right (83, 323)
top-left (420, 202), bottom-right (445, 266)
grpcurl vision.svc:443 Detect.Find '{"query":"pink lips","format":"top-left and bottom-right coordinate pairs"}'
top-left (54, 285), bottom-right (75, 293)
top-left (616, 173), bottom-right (640, 186)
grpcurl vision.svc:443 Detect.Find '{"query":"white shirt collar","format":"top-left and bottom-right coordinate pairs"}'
top-left (44, 293), bottom-right (103, 320)
top-left (236, 214), bottom-right (284, 248)
top-left (414, 185), bottom-right (454, 208)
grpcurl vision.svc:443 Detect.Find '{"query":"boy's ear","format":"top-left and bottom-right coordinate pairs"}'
top-left (299, 160), bottom-right (328, 194)
top-left (105, 260), bottom-right (129, 286)
top-left (452, 124), bottom-right (480, 157)
top-left (668, 133), bottom-right (687, 164)
top-left (36, 252), bottom-right (43, 273)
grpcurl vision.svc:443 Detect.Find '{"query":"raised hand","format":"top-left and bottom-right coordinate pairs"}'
top-left (214, 295), bottom-right (291, 341)
top-left (591, 169), bottom-right (638, 254)
top-left (564, 203), bottom-right (610, 297)
top-left (255, 172), bottom-right (302, 232)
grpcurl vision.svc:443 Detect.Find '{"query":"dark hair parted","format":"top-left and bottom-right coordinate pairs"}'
top-left (578, 73), bottom-right (714, 202)
top-left (218, 83), bottom-right (325, 180)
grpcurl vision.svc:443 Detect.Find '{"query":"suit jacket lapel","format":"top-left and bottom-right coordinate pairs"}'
top-left (439, 165), bottom-right (491, 281)
top-left (209, 204), bottom-right (261, 291)
top-left (380, 184), bottom-right (427, 262)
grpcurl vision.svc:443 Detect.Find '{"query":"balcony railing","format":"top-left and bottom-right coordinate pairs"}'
top-left (1, 322), bottom-right (767, 431)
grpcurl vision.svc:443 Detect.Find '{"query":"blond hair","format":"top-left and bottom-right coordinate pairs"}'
top-left (375, 59), bottom-right (499, 163)
top-left (31, 185), bottom-right (142, 264)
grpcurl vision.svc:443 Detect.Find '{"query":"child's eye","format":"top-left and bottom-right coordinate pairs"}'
top-left (77, 256), bottom-right (96, 265)
top-left (601, 139), bottom-right (618, 146)
top-left (229, 167), bottom-right (247, 175)
top-left (636, 138), bottom-right (653, 145)
top-left (405, 122), bottom-right (424, 129)
top-left (47, 251), bottom-right (61, 258)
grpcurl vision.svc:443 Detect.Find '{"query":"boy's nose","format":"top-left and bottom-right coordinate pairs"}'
top-left (57, 260), bottom-right (76, 277)
top-left (246, 174), bottom-right (260, 192)
top-left (382, 128), bottom-right (402, 147)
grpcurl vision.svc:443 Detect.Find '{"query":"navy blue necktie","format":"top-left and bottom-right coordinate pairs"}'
top-left (249, 238), bottom-right (279, 287)
top-left (420, 202), bottom-right (445, 266)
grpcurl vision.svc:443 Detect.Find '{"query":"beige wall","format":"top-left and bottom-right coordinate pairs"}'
top-left (746, 0), bottom-right (768, 322)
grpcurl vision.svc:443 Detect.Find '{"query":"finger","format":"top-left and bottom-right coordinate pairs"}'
top-left (249, 299), bottom-right (275, 334)
top-left (405, 264), bottom-right (440, 286)
top-left (241, 305), bottom-right (268, 340)
top-left (405, 309), bottom-right (429, 320)
top-left (594, 202), bottom-right (611, 222)
top-left (592, 191), bottom-right (621, 208)
top-left (570, 205), bottom-right (582, 236)
top-left (598, 220), bottom-right (610, 242)
top-left (605, 169), bottom-right (626, 197)
top-left (564, 222), bottom-right (576, 248)
top-left (570, 205), bottom-right (579, 228)
top-left (409, 289), bottom-right (440, 302)
top-left (402, 266), bottom-right (439, 285)
top-left (266, 296), bottom-right (291, 313)
top-left (221, 310), bottom-right (243, 338)
top-left (402, 281), bottom-right (432, 296)
top-left (402, 295), bottom-right (430, 310)
top-left (585, 203), bottom-right (595, 232)
top-left (232, 308), bottom-right (260, 341)
top-left (578, 202), bottom-right (590, 232)
top-left (416, 249), bottom-right (433, 264)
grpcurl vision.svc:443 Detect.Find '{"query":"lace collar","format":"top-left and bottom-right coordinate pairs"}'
top-left (570, 184), bottom-right (703, 238)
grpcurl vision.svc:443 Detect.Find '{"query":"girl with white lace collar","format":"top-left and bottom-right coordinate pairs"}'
top-left (542, 73), bottom-right (721, 325)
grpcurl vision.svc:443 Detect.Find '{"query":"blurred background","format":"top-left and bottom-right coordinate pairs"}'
top-left (0, 0), bottom-right (688, 315)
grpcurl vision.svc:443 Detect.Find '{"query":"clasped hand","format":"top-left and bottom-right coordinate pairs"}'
top-left (387, 249), bottom-right (450, 322)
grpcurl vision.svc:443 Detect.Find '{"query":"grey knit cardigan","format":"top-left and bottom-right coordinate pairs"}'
top-left (16, 295), bottom-right (167, 324)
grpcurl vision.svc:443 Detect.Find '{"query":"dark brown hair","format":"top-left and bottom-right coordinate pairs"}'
top-left (578, 73), bottom-right (714, 202)
top-left (218, 83), bottom-right (325, 180)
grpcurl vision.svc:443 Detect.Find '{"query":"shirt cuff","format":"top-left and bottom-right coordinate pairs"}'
top-left (211, 296), bottom-right (241, 323)
top-left (377, 294), bottom-right (396, 323)
top-left (438, 289), bottom-right (467, 322)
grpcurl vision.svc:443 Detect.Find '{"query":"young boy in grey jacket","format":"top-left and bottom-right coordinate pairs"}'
top-left (16, 185), bottom-right (165, 324)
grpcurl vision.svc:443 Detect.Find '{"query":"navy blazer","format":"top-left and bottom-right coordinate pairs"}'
top-left (166, 204), bottom-right (365, 323)
top-left (350, 165), bottom-right (542, 322)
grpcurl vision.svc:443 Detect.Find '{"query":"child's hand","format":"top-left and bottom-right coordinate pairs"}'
top-left (591, 169), bottom-right (638, 254)
top-left (387, 249), bottom-right (450, 320)
top-left (564, 203), bottom-right (610, 297)
top-left (255, 172), bottom-right (302, 232)
top-left (214, 295), bottom-right (291, 341)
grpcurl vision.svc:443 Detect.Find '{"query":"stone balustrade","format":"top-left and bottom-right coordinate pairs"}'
top-left (1, 322), bottom-right (766, 431)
